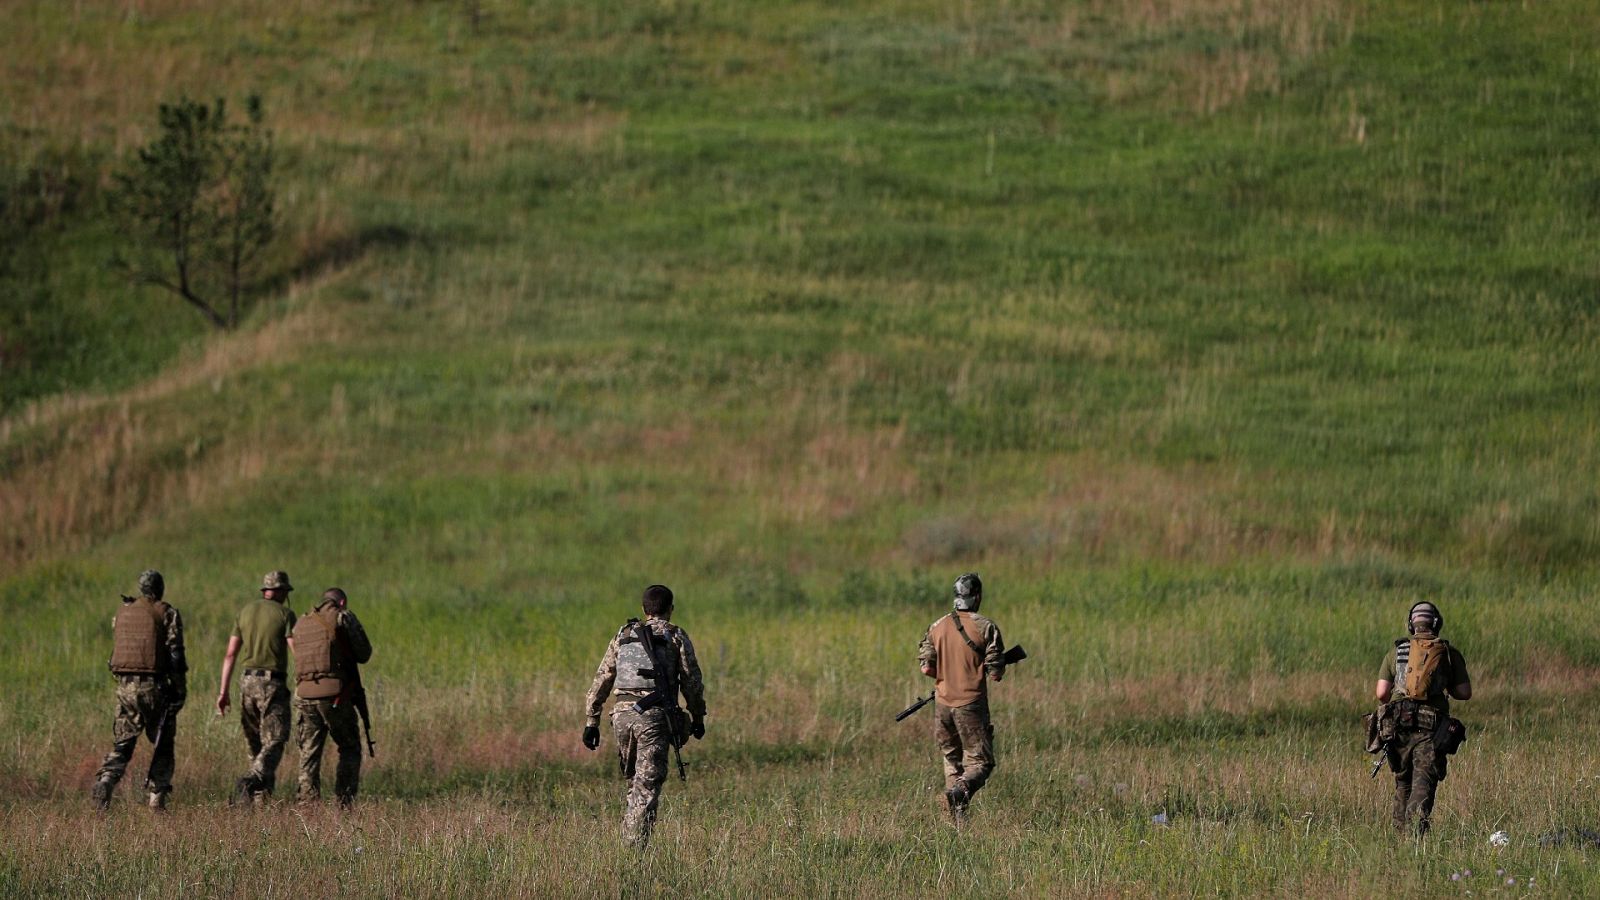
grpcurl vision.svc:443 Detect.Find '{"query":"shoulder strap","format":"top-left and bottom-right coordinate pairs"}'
top-left (635, 620), bottom-right (679, 698)
top-left (619, 618), bottom-right (642, 643)
top-left (949, 613), bottom-right (985, 657)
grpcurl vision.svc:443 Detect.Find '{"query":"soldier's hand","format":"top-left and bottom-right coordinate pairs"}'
top-left (581, 725), bottom-right (600, 751)
top-left (216, 692), bottom-right (230, 716)
top-left (690, 718), bottom-right (705, 741)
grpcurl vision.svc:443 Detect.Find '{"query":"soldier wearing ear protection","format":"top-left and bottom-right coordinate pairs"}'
top-left (1374, 601), bottom-right (1472, 835)
top-left (917, 573), bottom-right (1010, 828)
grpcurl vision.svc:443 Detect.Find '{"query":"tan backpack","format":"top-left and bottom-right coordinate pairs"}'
top-left (1400, 636), bottom-right (1449, 699)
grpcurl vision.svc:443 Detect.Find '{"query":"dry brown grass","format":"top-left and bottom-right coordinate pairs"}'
top-left (0, 305), bottom-right (356, 569)
top-left (1043, 0), bottom-right (1360, 114)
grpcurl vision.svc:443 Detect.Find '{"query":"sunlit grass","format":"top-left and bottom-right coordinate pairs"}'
top-left (5, 0), bottom-right (1600, 894)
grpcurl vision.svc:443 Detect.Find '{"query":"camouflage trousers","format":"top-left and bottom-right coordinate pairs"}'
top-left (612, 704), bottom-right (677, 846)
top-left (95, 677), bottom-right (178, 795)
top-left (238, 673), bottom-right (291, 795)
top-left (294, 696), bottom-right (362, 803)
top-left (1391, 718), bottom-right (1449, 834)
top-left (935, 698), bottom-right (995, 799)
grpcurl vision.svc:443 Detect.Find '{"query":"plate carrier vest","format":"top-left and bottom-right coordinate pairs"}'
top-left (110, 596), bottom-right (169, 675)
top-left (293, 608), bottom-right (344, 699)
top-left (615, 619), bottom-right (675, 694)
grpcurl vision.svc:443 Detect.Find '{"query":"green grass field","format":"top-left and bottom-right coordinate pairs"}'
top-left (4, 0), bottom-right (1600, 895)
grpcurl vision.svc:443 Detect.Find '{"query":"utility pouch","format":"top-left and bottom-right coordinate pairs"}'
top-left (1363, 710), bottom-right (1382, 754)
top-left (668, 708), bottom-right (691, 748)
top-left (1415, 705), bottom-right (1440, 733)
top-left (1394, 699), bottom-right (1419, 730)
top-left (1439, 717), bottom-right (1468, 756)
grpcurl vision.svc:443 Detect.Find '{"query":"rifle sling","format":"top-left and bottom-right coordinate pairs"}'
top-left (950, 612), bottom-right (986, 658)
top-left (634, 621), bottom-right (680, 713)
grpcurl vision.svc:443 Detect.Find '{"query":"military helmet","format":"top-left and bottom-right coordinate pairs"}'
top-left (138, 569), bottom-right (165, 599)
top-left (261, 570), bottom-right (293, 592)
top-left (1407, 600), bottom-right (1443, 635)
top-left (953, 572), bottom-right (983, 611)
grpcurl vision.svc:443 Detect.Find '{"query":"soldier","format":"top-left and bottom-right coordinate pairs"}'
top-left (581, 584), bottom-right (707, 847)
top-left (1376, 601), bottom-right (1472, 835)
top-left (291, 587), bottom-right (373, 808)
top-left (91, 569), bottom-right (187, 811)
top-left (217, 570), bottom-right (297, 804)
top-left (918, 573), bottom-right (1009, 827)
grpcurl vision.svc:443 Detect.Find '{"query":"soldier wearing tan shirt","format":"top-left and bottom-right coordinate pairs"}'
top-left (917, 573), bottom-right (1008, 826)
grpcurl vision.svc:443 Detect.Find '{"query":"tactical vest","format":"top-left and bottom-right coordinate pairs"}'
top-left (110, 596), bottom-right (168, 674)
top-left (1394, 636), bottom-right (1450, 701)
top-left (293, 609), bottom-right (344, 699)
top-left (614, 620), bottom-right (676, 694)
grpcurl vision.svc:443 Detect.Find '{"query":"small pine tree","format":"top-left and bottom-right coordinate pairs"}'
top-left (110, 96), bottom-right (276, 330)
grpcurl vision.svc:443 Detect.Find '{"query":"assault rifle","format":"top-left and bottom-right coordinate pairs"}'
top-left (152, 704), bottom-right (173, 752)
top-left (634, 622), bottom-right (688, 781)
top-left (351, 667), bottom-right (376, 758)
top-left (896, 645), bottom-right (1028, 721)
top-left (332, 625), bottom-right (376, 757)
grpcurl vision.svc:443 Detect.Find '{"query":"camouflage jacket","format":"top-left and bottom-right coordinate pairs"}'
top-left (585, 617), bottom-right (706, 727)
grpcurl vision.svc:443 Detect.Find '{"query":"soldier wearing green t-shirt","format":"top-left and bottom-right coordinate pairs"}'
top-left (217, 571), bottom-right (298, 804)
top-left (1374, 601), bottom-right (1471, 835)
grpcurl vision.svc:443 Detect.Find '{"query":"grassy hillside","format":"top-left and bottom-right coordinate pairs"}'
top-left (4, 0), bottom-right (1600, 895)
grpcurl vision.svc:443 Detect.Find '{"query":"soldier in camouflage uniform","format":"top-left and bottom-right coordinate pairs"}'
top-left (91, 570), bottom-right (187, 811)
top-left (291, 587), bottom-right (373, 808)
top-left (918, 573), bottom-right (1009, 827)
top-left (217, 571), bottom-right (298, 804)
top-left (582, 584), bottom-right (707, 847)
top-left (1376, 601), bottom-right (1471, 835)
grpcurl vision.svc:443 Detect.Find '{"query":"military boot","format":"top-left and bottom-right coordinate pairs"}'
top-left (945, 781), bottom-right (970, 829)
top-left (230, 776), bottom-right (257, 807)
top-left (90, 779), bottom-right (114, 811)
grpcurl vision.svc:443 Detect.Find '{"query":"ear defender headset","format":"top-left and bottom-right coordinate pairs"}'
top-left (1407, 601), bottom-right (1443, 635)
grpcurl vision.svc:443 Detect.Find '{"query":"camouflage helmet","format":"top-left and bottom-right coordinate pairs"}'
top-left (138, 569), bottom-right (165, 599)
top-left (1408, 600), bottom-right (1443, 635)
top-left (953, 572), bottom-right (983, 611)
top-left (261, 570), bottom-right (293, 592)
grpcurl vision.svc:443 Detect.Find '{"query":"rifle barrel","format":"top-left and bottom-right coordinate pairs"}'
top-left (895, 693), bottom-right (934, 722)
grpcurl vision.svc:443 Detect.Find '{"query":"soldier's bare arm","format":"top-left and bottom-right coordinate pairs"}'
top-left (1447, 648), bottom-right (1471, 699)
top-left (1375, 650), bottom-right (1397, 703)
top-left (583, 636), bottom-right (621, 727)
top-left (217, 635), bottom-right (242, 715)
